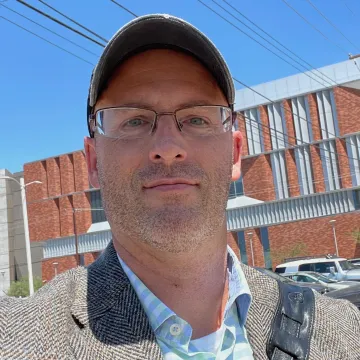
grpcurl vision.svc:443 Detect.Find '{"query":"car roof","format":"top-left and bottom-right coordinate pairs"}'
top-left (276, 257), bottom-right (347, 268)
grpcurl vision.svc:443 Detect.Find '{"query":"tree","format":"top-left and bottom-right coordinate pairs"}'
top-left (272, 242), bottom-right (308, 265)
top-left (7, 277), bottom-right (43, 297)
top-left (349, 228), bottom-right (360, 244)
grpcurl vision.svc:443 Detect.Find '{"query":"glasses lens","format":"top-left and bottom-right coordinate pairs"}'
top-left (176, 106), bottom-right (232, 136)
top-left (95, 108), bottom-right (156, 138)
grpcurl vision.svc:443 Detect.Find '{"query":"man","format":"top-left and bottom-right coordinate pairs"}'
top-left (1, 14), bottom-right (359, 360)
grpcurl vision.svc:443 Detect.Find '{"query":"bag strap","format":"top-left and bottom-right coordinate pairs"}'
top-left (266, 281), bottom-right (315, 360)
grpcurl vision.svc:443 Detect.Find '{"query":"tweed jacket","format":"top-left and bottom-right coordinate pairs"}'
top-left (1, 242), bottom-right (359, 360)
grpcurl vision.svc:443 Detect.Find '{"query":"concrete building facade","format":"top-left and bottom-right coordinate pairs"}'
top-left (22, 59), bottom-right (360, 281)
top-left (0, 169), bottom-right (42, 294)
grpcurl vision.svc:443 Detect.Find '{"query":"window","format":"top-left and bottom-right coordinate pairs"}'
top-left (260, 227), bottom-right (272, 269)
top-left (339, 260), bottom-right (356, 271)
top-left (295, 275), bottom-right (315, 283)
top-left (275, 267), bottom-right (285, 274)
top-left (316, 90), bottom-right (339, 140)
top-left (271, 151), bottom-right (289, 199)
top-left (313, 262), bottom-right (336, 273)
top-left (291, 96), bottom-right (313, 144)
top-left (236, 231), bottom-right (248, 265)
top-left (346, 134), bottom-right (360, 187)
top-left (319, 140), bottom-right (341, 191)
top-left (298, 263), bottom-right (311, 271)
top-left (229, 177), bottom-right (244, 198)
top-left (90, 190), bottom-right (107, 223)
top-left (243, 108), bottom-right (264, 155)
top-left (354, 189), bottom-right (360, 210)
top-left (267, 102), bottom-right (287, 150)
top-left (295, 146), bottom-right (314, 195)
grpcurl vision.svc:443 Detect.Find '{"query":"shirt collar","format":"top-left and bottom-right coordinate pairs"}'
top-left (117, 246), bottom-right (252, 331)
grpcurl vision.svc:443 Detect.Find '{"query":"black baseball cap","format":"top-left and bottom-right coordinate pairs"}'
top-left (87, 14), bottom-right (235, 136)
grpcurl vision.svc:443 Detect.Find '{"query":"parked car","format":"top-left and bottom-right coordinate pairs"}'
top-left (348, 258), bottom-right (360, 268)
top-left (325, 286), bottom-right (360, 310)
top-left (254, 267), bottom-right (329, 294)
top-left (282, 271), bottom-right (360, 291)
top-left (275, 255), bottom-right (360, 281)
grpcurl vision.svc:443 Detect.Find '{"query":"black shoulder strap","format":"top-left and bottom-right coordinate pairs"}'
top-left (266, 281), bottom-right (315, 360)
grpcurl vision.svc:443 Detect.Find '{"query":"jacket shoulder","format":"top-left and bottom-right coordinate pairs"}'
top-left (310, 292), bottom-right (360, 359)
top-left (0, 267), bottom-right (87, 359)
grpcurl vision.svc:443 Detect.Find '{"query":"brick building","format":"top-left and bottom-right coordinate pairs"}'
top-left (24, 59), bottom-right (360, 281)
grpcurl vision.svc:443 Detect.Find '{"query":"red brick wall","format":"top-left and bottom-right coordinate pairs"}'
top-left (308, 93), bottom-right (322, 141)
top-left (46, 157), bottom-right (61, 197)
top-left (333, 86), bottom-right (360, 136)
top-left (60, 154), bottom-right (75, 194)
top-left (336, 138), bottom-right (352, 188)
top-left (59, 196), bottom-right (73, 237)
top-left (24, 161), bottom-right (48, 202)
top-left (310, 145), bottom-right (326, 193)
top-left (269, 212), bottom-right (360, 268)
top-left (285, 149), bottom-right (300, 197)
top-left (42, 255), bottom-right (78, 282)
top-left (283, 100), bottom-right (296, 146)
top-left (28, 199), bottom-right (60, 241)
top-left (73, 192), bottom-right (92, 234)
top-left (242, 154), bottom-right (276, 201)
top-left (259, 105), bottom-right (272, 152)
top-left (73, 151), bottom-right (89, 192)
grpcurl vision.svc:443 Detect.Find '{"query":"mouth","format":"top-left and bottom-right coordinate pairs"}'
top-left (143, 178), bottom-right (198, 192)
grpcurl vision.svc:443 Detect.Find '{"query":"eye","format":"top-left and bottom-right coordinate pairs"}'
top-left (188, 117), bottom-right (207, 126)
top-left (126, 118), bottom-right (145, 127)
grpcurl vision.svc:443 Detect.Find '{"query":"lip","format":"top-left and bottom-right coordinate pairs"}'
top-left (143, 178), bottom-right (198, 191)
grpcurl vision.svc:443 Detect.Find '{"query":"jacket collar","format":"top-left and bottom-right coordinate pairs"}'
top-left (70, 240), bottom-right (163, 359)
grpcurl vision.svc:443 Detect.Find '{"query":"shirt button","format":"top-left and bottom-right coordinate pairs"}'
top-left (169, 323), bottom-right (182, 336)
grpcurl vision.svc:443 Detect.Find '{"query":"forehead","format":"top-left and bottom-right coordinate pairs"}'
top-left (95, 49), bottom-right (227, 109)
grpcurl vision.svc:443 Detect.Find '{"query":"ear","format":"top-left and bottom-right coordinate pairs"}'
top-left (231, 130), bottom-right (242, 181)
top-left (84, 137), bottom-right (100, 188)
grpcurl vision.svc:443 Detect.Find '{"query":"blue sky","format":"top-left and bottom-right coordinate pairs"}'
top-left (1, 0), bottom-right (360, 173)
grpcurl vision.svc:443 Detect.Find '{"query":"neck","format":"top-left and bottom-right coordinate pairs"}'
top-left (113, 226), bottom-right (229, 339)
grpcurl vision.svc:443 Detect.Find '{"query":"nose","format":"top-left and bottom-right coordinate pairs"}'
top-left (148, 115), bottom-right (187, 166)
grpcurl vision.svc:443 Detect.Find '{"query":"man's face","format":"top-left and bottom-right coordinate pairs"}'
top-left (85, 49), bottom-right (242, 253)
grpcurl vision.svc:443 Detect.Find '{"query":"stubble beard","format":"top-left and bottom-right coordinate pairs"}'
top-left (97, 159), bottom-right (233, 254)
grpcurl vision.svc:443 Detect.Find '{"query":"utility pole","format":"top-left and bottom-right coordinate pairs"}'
top-left (72, 209), bottom-right (80, 266)
top-left (247, 232), bottom-right (255, 266)
top-left (0, 176), bottom-right (42, 296)
top-left (329, 220), bottom-right (339, 257)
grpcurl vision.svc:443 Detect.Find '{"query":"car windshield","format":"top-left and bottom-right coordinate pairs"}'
top-left (339, 260), bottom-right (357, 271)
top-left (309, 272), bottom-right (337, 283)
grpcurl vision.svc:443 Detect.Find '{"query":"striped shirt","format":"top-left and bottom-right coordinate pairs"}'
top-left (118, 246), bottom-right (253, 359)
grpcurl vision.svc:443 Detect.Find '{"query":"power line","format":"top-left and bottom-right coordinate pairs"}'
top-left (110, 0), bottom-right (138, 17)
top-left (0, 15), bottom-right (95, 66)
top-left (198, 0), bottom-right (333, 90)
top-left (305, 0), bottom-right (360, 52)
top-left (198, 0), bottom-right (359, 160)
top-left (218, 0), bottom-right (339, 88)
top-left (37, 0), bottom-right (108, 43)
top-left (280, 0), bottom-right (349, 55)
top-left (340, 0), bottom-right (356, 16)
top-left (0, 3), bottom-right (99, 57)
top-left (15, 0), bottom-right (106, 47)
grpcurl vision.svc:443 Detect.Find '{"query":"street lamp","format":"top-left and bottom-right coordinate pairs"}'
top-left (247, 232), bottom-right (255, 266)
top-left (329, 220), bottom-right (339, 257)
top-left (0, 175), bottom-right (42, 296)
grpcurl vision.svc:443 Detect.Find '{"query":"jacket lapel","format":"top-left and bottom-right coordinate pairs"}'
top-left (70, 241), bottom-right (163, 360)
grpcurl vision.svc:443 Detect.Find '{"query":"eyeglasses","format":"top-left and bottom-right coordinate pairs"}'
top-left (89, 105), bottom-right (235, 139)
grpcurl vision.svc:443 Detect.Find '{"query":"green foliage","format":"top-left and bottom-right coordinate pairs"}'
top-left (272, 242), bottom-right (308, 265)
top-left (7, 277), bottom-right (43, 297)
top-left (349, 228), bottom-right (360, 244)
